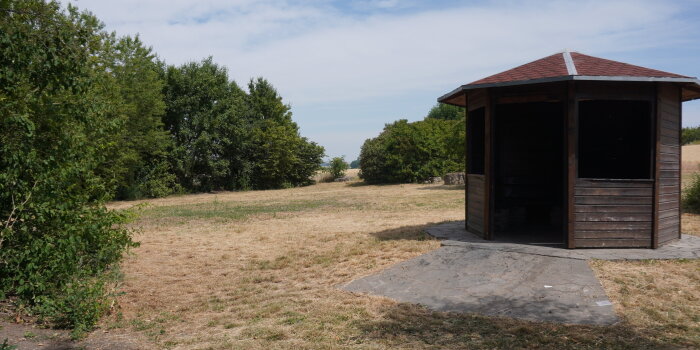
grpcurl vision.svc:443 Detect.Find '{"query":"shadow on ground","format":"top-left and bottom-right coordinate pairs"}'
top-left (416, 184), bottom-right (465, 191)
top-left (354, 302), bottom-right (674, 349)
top-left (0, 320), bottom-right (141, 350)
top-left (370, 222), bottom-right (454, 241)
top-left (345, 181), bottom-right (396, 187)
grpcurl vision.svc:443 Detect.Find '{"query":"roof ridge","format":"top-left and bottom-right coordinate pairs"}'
top-left (562, 51), bottom-right (578, 75)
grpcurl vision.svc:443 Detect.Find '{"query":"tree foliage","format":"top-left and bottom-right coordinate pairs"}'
top-left (682, 126), bottom-right (700, 145)
top-left (98, 35), bottom-right (178, 199)
top-left (683, 173), bottom-right (700, 213)
top-left (162, 66), bottom-right (324, 191)
top-left (0, 0), bottom-right (137, 335)
top-left (426, 103), bottom-right (465, 120)
top-left (163, 58), bottom-right (249, 192)
top-left (246, 78), bottom-right (325, 189)
top-left (329, 157), bottom-right (349, 179)
top-left (359, 119), bottom-right (464, 183)
top-left (0, 0), bottom-right (324, 335)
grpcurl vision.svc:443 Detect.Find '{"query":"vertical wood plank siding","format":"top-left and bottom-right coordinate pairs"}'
top-left (574, 179), bottom-right (653, 247)
top-left (467, 174), bottom-right (485, 235)
top-left (655, 84), bottom-right (682, 245)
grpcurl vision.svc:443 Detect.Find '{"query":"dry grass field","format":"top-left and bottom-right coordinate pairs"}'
top-left (682, 144), bottom-right (700, 187)
top-left (70, 179), bottom-right (699, 350)
top-left (682, 144), bottom-right (700, 173)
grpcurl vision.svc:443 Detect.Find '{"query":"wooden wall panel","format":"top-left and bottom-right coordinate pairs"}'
top-left (573, 179), bottom-right (653, 248)
top-left (467, 174), bottom-right (486, 235)
top-left (655, 84), bottom-right (682, 246)
top-left (468, 90), bottom-right (487, 112)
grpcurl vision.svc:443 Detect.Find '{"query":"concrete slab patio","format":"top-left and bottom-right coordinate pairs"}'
top-left (341, 221), bottom-right (700, 325)
top-left (428, 221), bottom-right (700, 261)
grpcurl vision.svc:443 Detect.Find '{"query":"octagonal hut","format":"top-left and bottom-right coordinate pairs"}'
top-left (439, 51), bottom-right (700, 248)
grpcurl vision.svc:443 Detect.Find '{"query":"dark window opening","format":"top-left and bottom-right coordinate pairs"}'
top-left (494, 102), bottom-right (564, 244)
top-left (467, 107), bottom-right (485, 174)
top-left (578, 100), bottom-right (652, 179)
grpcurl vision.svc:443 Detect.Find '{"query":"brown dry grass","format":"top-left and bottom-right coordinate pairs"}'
top-left (311, 168), bottom-right (361, 183)
top-left (591, 259), bottom-right (700, 347)
top-left (92, 180), bottom-right (699, 349)
top-left (683, 144), bottom-right (700, 182)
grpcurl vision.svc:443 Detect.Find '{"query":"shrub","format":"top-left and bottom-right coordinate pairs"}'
top-left (0, 0), bottom-right (137, 335)
top-left (359, 119), bottom-right (464, 184)
top-left (682, 126), bottom-right (700, 145)
top-left (683, 173), bottom-right (700, 212)
top-left (426, 103), bottom-right (465, 120)
top-left (329, 157), bottom-right (349, 179)
top-left (0, 339), bottom-right (17, 350)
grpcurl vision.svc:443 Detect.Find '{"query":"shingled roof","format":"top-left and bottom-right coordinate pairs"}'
top-left (438, 51), bottom-right (700, 104)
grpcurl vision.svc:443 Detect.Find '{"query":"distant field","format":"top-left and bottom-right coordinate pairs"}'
top-left (683, 144), bottom-right (700, 173)
top-left (682, 145), bottom-right (700, 187)
top-left (312, 168), bottom-right (360, 183)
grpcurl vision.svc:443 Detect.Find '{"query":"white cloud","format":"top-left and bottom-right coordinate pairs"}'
top-left (66, 0), bottom-right (700, 158)
top-left (69, 0), bottom-right (688, 106)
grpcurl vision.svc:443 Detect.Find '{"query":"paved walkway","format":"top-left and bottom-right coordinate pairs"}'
top-left (341, 221), bottom-right (700, 325)
top-left (428, 221), bottom-right (700, 260)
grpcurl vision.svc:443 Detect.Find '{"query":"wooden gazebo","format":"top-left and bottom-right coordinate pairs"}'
top-left (439, 51), bottom-right (700, 248)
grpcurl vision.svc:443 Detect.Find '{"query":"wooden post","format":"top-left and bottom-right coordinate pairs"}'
top-left (465, 92), bottom-right (469, 231)
top-left (484, 89), bottom-right (493, 240)
top-left (566, 82), bottom-right (576, 249)
top-left (652, 83), bottom-right (660, 249)
top-left (678, 87), bottom-right (683, 241)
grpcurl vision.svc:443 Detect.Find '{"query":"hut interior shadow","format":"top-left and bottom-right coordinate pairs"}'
top-left (493, 102), bottom-right (564, 245)
top-left (578, 100), bottom-right (652, 179)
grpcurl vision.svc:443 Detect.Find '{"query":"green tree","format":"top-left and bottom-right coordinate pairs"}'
top-left (329, 157), bottom-right (349, 179)
top-left (682, 126), bottom-right (700, 145)
top-left (97, 35), bottom-right (178, 199)
top-left (683, 174), bottom-right (700, 212)
top-left (426, 103), bottom-right (465, 120)
top-left (359, 119), bottom-right (464, 183)
top-left (162, 58), bottom-right (249, 192)
top-left (246, 78), bottom-right (324, 189)
top-left (0, 0), bottom-right (136, 335)
top-left (349, 159), bottom-right (360, 169)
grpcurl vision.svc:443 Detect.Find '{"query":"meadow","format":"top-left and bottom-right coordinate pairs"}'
top-left (58, 177), bottom-right (697, 350)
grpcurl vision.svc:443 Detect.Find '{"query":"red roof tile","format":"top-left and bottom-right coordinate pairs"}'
top-left (469, 53), bottom-right (568, 85)
top-left (570, 52), bottom-right (688, 78)
top-left (467, 51), bottom-right (691, 87)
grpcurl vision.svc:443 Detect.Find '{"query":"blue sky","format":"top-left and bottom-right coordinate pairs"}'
top-left (70, 0), bottom-right (700, 161)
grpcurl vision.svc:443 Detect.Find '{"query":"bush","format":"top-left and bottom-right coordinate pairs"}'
top-left (683, 173), bottom-right (700, 212)
top-left (359, 119), bottom-right (464, 184)
top-left (0, 0), bottom-right (137, 335)
top-left (329, 157), bottom-right (349, 179)
top-left (0, 339), bottom-right (16, 350)
top-left (426, 103), bottom-right (465, 120)
top-left (682, 126), bottom-right (700, 145)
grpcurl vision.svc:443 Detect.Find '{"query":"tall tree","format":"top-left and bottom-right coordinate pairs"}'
top-left (246, 78), bottom-right (324, 189)
top-left (162, 58), bottom-right (248, 192)
top-left (426, 103), bottom-right (465, 120)
top-left (359, 119), bottom-right (464, 183)
top-left (96, 34), bottom-right (177, 199)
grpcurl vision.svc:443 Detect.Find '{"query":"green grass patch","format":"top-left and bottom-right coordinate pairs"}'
top-left (139, 199), bottom-right (339, 221)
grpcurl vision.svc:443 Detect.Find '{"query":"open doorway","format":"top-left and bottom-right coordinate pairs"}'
top-left (493, 102), bottom-right (564, 245)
